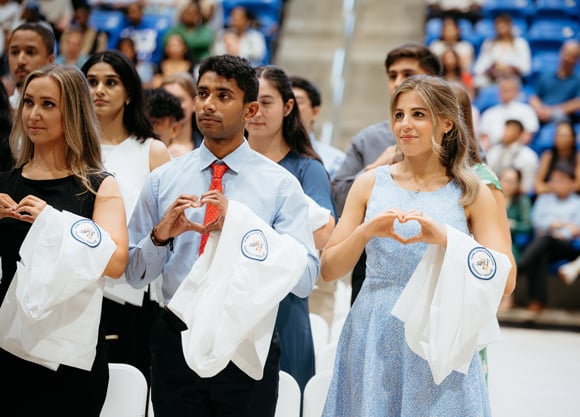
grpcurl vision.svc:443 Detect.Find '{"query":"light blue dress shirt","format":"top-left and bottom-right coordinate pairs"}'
top-left (125, 140), bottom-right (319, 305)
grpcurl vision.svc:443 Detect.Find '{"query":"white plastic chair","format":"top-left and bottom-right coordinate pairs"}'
top-left (147, 388), bottom-right (154, 417)
top-left (315, 341), bottom-right (337, 374)
top-left (302, 370), bottom-right (333, 417)
top-left (100, 363), bottom-right (148, 417)
top-left (309, 313), bottom-right (329, 355)
top-left (274, 370), bottom-right (301, 417)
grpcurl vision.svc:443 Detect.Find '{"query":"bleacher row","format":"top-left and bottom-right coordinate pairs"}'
top-left (89, 0), bottom-right (285, 66)
top-left (425, 0), bottom-right (580, 155)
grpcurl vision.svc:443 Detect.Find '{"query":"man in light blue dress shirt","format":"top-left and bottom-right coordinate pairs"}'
top-left (125, 55), bottom-right (319, 417)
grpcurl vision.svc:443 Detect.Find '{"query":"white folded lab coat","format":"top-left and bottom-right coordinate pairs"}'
top-left (0, 206), bottom-right (115, 370)
top-left (392, 224), bottom-right (511, 385)
top-left (168, 200), bottom-right (308, 380)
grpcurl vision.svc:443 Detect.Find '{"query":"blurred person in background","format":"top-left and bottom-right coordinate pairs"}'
top-left (160, 71), bottom-right (204, 155)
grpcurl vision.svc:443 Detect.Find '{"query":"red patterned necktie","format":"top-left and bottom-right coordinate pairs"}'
top-left (199, 162), bottom-right (228, 255)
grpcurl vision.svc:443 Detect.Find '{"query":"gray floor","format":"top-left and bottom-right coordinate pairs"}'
top-left (488, 327), bottom-right (580, 417)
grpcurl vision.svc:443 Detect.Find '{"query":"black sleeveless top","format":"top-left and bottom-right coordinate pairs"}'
top-left (0, 168), bottom-right (108, 304)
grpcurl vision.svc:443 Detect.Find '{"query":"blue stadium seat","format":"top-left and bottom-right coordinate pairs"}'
top-left (530, 122), bottom-right (557, 154)
top-left (88, 9), bottom-right (127, 50)
top-left (527, 18), bottom-right (580, 53)
top-left (534, 0), bottom-right (580, 20)
top-left (481, 0), bottom-right (536, 20)
top-left (473, 84), bottom-right (500, 113)
top-left (531, 50), bottom-right (561, 77)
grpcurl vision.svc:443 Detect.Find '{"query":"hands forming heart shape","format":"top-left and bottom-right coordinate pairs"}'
top-left (0, 193), bottom-right (47, 223)
top-left (156, 192), bottom-right (229, 240)
top-left (373, 208), bottom-right (445, 246)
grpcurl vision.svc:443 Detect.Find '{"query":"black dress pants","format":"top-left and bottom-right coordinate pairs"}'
top-left (150, 309), bottom-right (281, 417)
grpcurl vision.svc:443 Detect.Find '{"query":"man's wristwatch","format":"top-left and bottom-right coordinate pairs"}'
top-left (150, 226), bottom-right (174, 249)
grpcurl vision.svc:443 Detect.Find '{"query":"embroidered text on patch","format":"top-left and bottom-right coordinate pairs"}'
top-left (467, 247), bottom-right (497, 280)
top-left (241, 229), bottom-right (268, 261)
top-left (71, 219), bottom-right (102, 248)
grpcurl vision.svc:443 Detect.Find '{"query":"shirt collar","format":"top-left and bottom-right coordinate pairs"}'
top-left (198, 139), bottom-right (252, 174)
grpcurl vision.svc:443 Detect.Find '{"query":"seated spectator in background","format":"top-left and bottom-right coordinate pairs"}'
top-left (162, 1), bottom-right (214, 66)
top-left (440, 47), bottom-right (474, 97)
top-left (145, 87), bottom-right (185, 157)
top-left (290, 75), bottom-right (345, 180)
top-left (486, 118), bottom-right (539, 194)
top-left (529, 40), bottom-right (580, 125)
top-left (152, 33), bottom-right (194, 88)
top-left (425, 0), bottom-right (483, 25)
top-left (14, 1), bottom-right (49, 28)
top-left (500, 167), bottom-right (533, 262)
top-left (517, 161), bottom-right (580, 312)
top-left (498, 166), bottom-right (532, 311)
top-left (55, 26), bottom-right (88, 68)
top-left (534, 121), bottom-right (580, 195)
top-left (212, 5), bottom-right (267, 67)
top-left (0, 0), bottom-right (22, 33)
top-left (72, 3), bottom-right (108, 56)
top-left (22, 0), bottom-right (73, 40)
top-left (473, 14), bottom-right (531, 90)
top-left (478, 75), bottom-right (539, 149)
top-left (160, 71), bottom-right (203, 156)
top-left (119, 1), bottom-right (163, 68)
top-left (428, 17), bottom-right (474, 73)
top-left (117, 36), bottom-right (155, 88)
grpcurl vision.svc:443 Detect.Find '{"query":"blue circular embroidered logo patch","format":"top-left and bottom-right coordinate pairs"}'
top-left (241, 229), bottom-right (268, 261)
top-left (467, 247), bottom-right (496, 280)
top-left (71, 219), bottom-right (102, 248)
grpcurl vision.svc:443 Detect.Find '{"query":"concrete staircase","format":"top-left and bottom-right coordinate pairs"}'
top-left (273, 0), bottom-right (426, 152)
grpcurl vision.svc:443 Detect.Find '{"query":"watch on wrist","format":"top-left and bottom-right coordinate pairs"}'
top-left (150, 226), bottom-right (174, 248)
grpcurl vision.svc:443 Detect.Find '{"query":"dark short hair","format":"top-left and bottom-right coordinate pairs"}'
top-left (10, 22), bottom-right (56, 56)
top-left (385, 43), bottom-right (442, 76)
top-left (505, 119), bottom-right (524, 132)
top-left (289, 75), bottom-right (321, 108)
top-left (145, 88), bottom-right (185, 121)
top-left (197, 54), bottom-right (258, 102)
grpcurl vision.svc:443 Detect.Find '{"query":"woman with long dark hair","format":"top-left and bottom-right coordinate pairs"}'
top-left (246, 65), bottom-right (337, 392)
top-left (81, 50), bottom-right (170, 383)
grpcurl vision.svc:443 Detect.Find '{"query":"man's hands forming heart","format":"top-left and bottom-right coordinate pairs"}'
top-left (153, 192), bottom-right (229, 242)
top-left (367, 208), bottom-right (447, 247)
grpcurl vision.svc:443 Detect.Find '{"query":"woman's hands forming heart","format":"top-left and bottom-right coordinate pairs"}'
top-left (0, 193), bottom-right (47, 223)
top-left (367, 208), bottom-right (447, 247)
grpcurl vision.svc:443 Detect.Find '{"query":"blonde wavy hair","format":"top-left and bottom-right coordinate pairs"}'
top-left (10, 64), bottom-right (104, 193)
top-left (390, 75), bottom-right (480, 205)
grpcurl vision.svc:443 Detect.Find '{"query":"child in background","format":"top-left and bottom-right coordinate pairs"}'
top-left (499, 167), bottom-right (533, 262)
top-left (144, 87), bottom-right (186, 158)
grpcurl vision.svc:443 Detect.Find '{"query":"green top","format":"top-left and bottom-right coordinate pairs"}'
top-left (163, 24), bottom-right (215, 62)
top-left (473, 162), bottom-right (502, 191)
